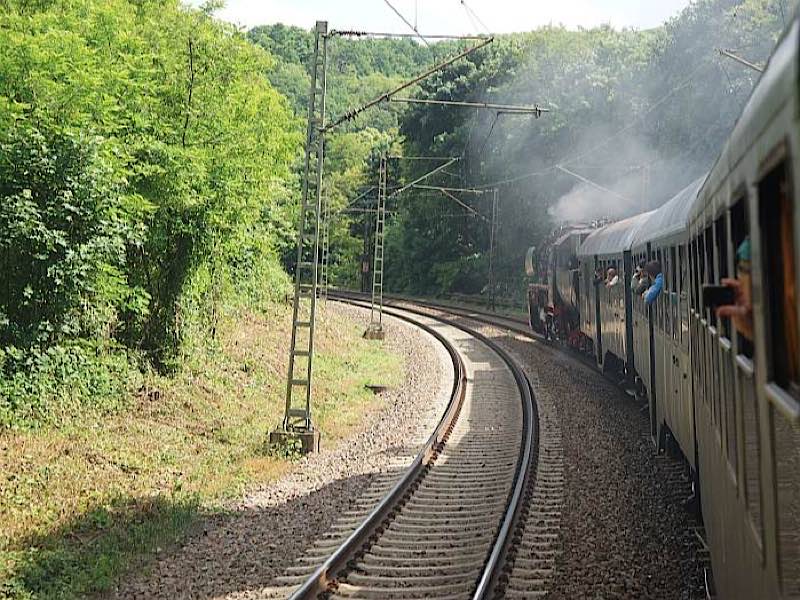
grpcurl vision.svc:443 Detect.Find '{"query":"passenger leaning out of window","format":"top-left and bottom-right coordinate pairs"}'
top-left (631, 260), bottom-right (648, 295)
top-left (642, 260), bottom-right (663, 305)
top-left (717, 238), bottom-right (754, 341)
top-left (605, 267), bottom-right (619, 287)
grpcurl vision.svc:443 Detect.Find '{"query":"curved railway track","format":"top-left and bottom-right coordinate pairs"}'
top-left (267, 298), bottom-right (537, 599)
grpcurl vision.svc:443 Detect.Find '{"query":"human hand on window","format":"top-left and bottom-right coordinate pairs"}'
top-left (716, 278), bottom-right (750, 318)
top-left (716, 277), bottom-right (754, 341)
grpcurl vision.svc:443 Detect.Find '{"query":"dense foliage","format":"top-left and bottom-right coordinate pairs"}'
top-left (0, 0), bottom-right (300, 426)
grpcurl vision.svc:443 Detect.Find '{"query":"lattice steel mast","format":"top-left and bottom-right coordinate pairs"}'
top-left (272, 27), bottom-right (494, 453)
top-left (271, 21), bottom-right (328, 452)
top-left (364, 155), bottom-right (388, 339)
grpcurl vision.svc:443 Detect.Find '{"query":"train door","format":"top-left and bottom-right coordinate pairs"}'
top-left (666, 245), bottom-right (680, 446)
top-left (676, 243), bottom-right (693, 464)
top-left (645, 244), bottom-right (657, 439)
top-left (631, 251), bottom-right (646, 389)
top-left (680, 244), bottom-right (694, 460)
top-left (667, 245), bottom-right (679, 437)
top-left (654, 246), bottom-right (667, 444)
top-left (612, 257), bottom-right (622, 359)
top-left (594, 255), bottom-right (603, 365)
top-left (618, 254), bottom-right (628, 362)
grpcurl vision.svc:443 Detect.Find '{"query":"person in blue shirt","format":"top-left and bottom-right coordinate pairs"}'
top-left (642, 260), bottom-right (663, 305)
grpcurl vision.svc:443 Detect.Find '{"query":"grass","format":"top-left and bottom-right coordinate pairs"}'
top-left (0, 302), bottom-right (402, 599)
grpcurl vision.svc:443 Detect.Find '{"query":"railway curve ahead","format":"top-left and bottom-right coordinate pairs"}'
top-left (266, 298), bottom-right (538, 599)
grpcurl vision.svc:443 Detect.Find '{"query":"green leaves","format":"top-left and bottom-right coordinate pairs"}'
top-left (0, 124), bottom-right (138, 348)
top-left (0, 0), bottom-right (301, 423)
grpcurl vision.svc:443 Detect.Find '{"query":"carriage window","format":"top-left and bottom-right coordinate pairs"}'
top-left (759, 162), bottom-right (799, 390)
top-left (759, 158), bottom-right (800, 594)
top-left (670, 246), bottom-right (678, 341)
top-left (679, 245), bottom-right (688, 343)
top-left (697, 231), bottom-right (706, 313)
top-left (693, 238), bottom-right (701, 312)
top-left (716, 214), bottom-right (731, 337)
top-left (664, 247), bottom-right (671, 334)
top-left (688, 241), bottom-right (694, 311)
top-left (657, 249), bottom-right (664, 331)
top-left (691, 238), bottom-right (699, 312)
top-left (704, 225), bottom-right (716, 326)
top-left (730, 198), bottom-right (754, 359)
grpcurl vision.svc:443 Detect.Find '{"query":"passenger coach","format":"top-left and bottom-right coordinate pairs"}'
top-left (528, 13), bottom-right (799, 599)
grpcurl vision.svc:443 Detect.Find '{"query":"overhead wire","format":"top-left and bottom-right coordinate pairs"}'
top-left (382, 0), bottom-right (430, 46)
top-left (555, 166), bottom-right (635, 204)
top-left (461, 5), bottom-right (481, 35)
top-left (477, 111), bottom-right (501, 157)
top-left (459, 0), bottom-right (491, 35)
top-left (323, 37), bottom-right (493, 131)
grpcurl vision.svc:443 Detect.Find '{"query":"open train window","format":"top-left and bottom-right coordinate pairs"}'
top-left (715, 214), bottom-right (731, 337)
top-left (758, 154), bottom-right (800, 595)
top-left (670, 246), bottom-right (678, 341)
top-left (697, 230), bottom-right (706, 314)
top-left (704, 225), bottom-right (716, 326)
top-left (691, 237), bottom-right (700, 313)
top-left (694, 237), bottom-right (702, 313)
top-left (759, 161), bottom-right (799, 392)
top-left (688, 241), bottom-right (695, 312)
top-left (730, 197), bottom-right (754, 359)
top-left (679, 245), bottom-right (688, 344)
top-left (656, 248), bottom-right (664, 331)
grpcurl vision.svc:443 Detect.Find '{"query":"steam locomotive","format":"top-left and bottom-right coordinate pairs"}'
top-left (526, 15), bottom-right (799, 600)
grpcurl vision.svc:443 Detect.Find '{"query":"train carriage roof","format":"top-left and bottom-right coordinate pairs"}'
top-left (632, 175), bottom-right (706, 248)
top-left (577, 211), bottom-right (655, 257)
top-left (552, 227), bottom-right (595, 248)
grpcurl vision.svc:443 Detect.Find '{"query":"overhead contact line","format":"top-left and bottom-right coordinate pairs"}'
top-left (331, 30), bottom-right (489, 40)
top-left (322, 37), bottom-right (494, 132)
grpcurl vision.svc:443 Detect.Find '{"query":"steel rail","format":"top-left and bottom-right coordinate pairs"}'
top-left (331, 30), bottom-right (489, 40)
top-left (327, 292), bottom-right (537, 600)
top-left (370, 291), bottom-right (609, 381)
top-left (288, 305), bottom-right (468, 600)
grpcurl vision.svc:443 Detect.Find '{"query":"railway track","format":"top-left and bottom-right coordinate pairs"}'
top-left (265, 298), bottom-right (537, 599)
top-left (354, 296), bottom-right (567, 600)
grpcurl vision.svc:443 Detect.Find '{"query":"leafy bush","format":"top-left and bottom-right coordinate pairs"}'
top-left (0, 124), bottom-right (150, 350)
top-left (0, 343), bottom-right (139, 429)
top-left (0, 0), bottom-right (301, 426)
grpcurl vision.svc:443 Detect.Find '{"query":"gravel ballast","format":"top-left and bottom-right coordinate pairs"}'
top-left (462, 319), bottom-right (707, 600)
top-left (109, 302), bottom-right (453, 599)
